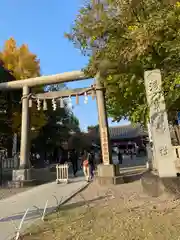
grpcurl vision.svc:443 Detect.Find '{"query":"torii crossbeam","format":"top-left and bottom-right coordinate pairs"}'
top-left (0, 70), bottom-right (120, 186)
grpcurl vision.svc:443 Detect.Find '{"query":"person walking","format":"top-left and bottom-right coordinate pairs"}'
top-left (118, 148), bottom-right (123, 164)
top-left (82, 150), bottom-right (90, 182)
top-left (88, 149), bottom-right (95, 179)
top-left (69, 149), bottom-right (78, 177)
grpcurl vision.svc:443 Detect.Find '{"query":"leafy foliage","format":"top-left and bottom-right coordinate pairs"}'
top-left (34, 104), bottom-right (81, 152)
top-left (87, 124), bottom-right (99, 132)
top-left (0, 38), bottom-right (46, 135)
top-left (0, 38), bottom-right (40, 79)
top-left (0, 38), bottom-right (46, 155)
top-left (66, 0), bottom-right (180, 125)
top-left (68, 131), bottom-right (96, 150)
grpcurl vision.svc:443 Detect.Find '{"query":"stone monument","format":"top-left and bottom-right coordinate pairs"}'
top-left (144, 69), bottom-right (176, 177)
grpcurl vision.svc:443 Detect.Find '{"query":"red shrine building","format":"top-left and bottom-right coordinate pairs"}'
top-left (88, 123), bottom-right (148, 150)
top-left (109, 124), bottom-right (148, 148)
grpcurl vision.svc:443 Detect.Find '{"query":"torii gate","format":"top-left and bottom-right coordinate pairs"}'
top-left (0, 70), bottom-right (121, 185)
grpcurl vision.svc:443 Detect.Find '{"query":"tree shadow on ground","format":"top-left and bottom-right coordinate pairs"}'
top-left (0, 196), bottom-right (106, 223)
top-left (122, 172), bottom-right (145, 183)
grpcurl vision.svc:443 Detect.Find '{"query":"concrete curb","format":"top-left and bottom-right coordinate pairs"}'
top-left (59, 181), bottom-right (89, 207)
top-left (41, 181), bottom-right (90, 216)
top-left (122, 170), bottom-right (147, 183)
top-left (120, 167), bottom-right (146, 174)
top-left (120, 165), bottom-right (146, 172)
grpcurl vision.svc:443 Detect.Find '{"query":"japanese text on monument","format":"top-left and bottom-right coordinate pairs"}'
top-left (148, 78), bottom-right (166, 133)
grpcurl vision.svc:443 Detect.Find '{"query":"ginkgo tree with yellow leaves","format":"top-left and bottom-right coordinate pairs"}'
top-left (0, 38), bottom-right (47, 155)
top-left (0, 38), bottom-right (40, 79)
top-left (0, 38), bottom-right (47, 130)
top-left (0, 38), bottom-right (80, 157)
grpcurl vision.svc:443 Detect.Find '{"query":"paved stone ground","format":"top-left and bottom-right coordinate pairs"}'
top-left (120, 155), bottom-right (147, 168)
top-left (0, 187), bottom-right (32, 201)
top-left (0, 156), bottom-right (146, 201)
top-left (0, 177), bottom-right (88, 240)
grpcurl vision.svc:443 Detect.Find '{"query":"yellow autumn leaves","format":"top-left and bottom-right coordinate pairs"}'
top-left (128, 25), bottom-right (138, 31)
top-left (0, 38), bottom-right (40, 80)
top-left (176, 1), bottom-right (180, 7)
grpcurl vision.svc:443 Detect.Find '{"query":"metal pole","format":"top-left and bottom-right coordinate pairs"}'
top-left (95, 73), bottom-right (112, 164)
top-left (19, 86), bottom-right (30, 169)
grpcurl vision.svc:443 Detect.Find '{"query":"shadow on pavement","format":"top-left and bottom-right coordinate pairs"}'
top-left (59, 195), bottom-right (105, 211)
top-left (0, 196), bottom-right (105, 223)
top-left (122, 171), bottom-right (145, 183)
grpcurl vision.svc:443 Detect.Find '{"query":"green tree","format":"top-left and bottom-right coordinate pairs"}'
top-left (68, 112), bottom-right (80, 133)
top-left (87, 124), bottom-right (99, 133)
top-left (68, 132), bottom-right (93, 150)
top-left (32, 89), bottom-right (80, 155)
top-left (66, 0), bottom-right (180, 126)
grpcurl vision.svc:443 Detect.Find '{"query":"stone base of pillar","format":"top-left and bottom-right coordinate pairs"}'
top-left (11, 168), bottom-right (54, 188)
top-left (141, 171), bottom-right (180, 198)
top-left (96, 164), bottom-right (124, 185)
top-left (12, 169), bottom-right (32, 181)
top-left (11, 169), bottom-right (36, 188)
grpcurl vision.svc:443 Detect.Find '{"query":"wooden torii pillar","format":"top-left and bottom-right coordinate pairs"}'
top-left (0, 70), bottom-right (120, 185)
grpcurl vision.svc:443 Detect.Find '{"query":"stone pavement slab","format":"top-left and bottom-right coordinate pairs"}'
top-left (0, 177), bottom-right (88, 240)
top-left (120, 155), bottom-right (147, 168)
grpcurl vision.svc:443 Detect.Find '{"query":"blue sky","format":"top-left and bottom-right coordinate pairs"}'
top-left (0, 0), bottom-right (129, 130)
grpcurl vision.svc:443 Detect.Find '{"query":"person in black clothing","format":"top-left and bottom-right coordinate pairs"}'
top-left (88, 149), bottom-right (95, 179)
top-left (118, 148), bottom-right (123, 164)
top-left (59, 148), bottom-right (68, 164)
top-left (69, 149), bottom-right (78, 177)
